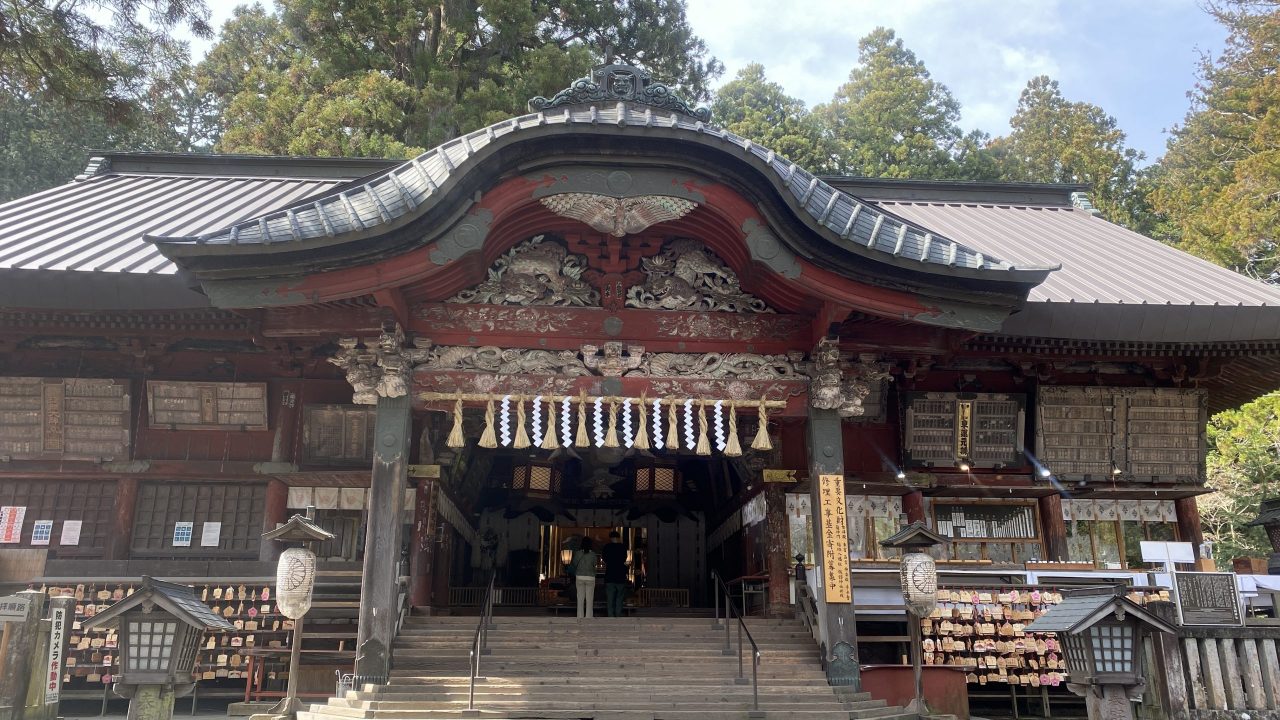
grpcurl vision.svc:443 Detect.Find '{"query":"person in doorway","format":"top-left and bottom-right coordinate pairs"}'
top-left (572, 538), bottom-right (599, 618)
top-left (602, 531), bottom-right (628, 617)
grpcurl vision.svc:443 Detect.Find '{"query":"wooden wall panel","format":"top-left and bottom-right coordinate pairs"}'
top-left (0, 377), bottom-right (130, 460)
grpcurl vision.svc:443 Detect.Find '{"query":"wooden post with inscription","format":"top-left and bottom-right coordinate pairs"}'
top-left (807, 405), bottom-right (859, 688)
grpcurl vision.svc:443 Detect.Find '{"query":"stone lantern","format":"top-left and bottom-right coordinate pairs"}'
top-left (1025, 586), bottom-right (1176, 720)
top-left (1246, 498), bottom-right (1280, 575)
top-left (82, 577), bottom-right (233, 720)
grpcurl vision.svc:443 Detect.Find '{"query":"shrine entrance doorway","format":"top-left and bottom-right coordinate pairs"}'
top-left (441, 445), bottom-right (759, 613)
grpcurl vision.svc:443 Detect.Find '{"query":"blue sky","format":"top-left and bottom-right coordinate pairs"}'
top-left (196, 0), bottom-right (1225, 163)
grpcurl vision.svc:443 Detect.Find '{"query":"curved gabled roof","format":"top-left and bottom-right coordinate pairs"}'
top-left (149, 102), bottom-right (1055, 286)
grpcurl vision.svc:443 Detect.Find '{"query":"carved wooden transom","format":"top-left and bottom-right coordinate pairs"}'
top-left (447, 235), bottom-right (776, 313)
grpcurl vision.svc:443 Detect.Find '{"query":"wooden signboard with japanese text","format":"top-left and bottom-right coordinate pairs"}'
top-left (817, 474), bottom-right (851, 603)
top-left (1175, 572), bottom-right (1243, 626)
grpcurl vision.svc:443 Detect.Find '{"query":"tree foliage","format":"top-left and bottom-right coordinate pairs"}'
top-left (200, 0), bottom-right (722, 157)
top-left (991, 76), bottom-right (1144, 225)
top-left (814, 28), bottom-right (966, 178)
top-left (0, 1), bottom-right (212, 200)
top-left (1150, 0), bottom-right (1280, 282)
top-left (710, 63), bottom-right (836, 172)
top-left (1201, 393), bottom-right (1280, 566)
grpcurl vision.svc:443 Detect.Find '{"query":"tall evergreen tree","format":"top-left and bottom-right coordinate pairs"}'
top-left (710, 63), bottom-right (836, 172)
top-left (815, 28), bottom-right (964, 178)
top-left (1149, 0), bottom-right (1280, 282)
top-left (992, 76), bottom-right (1143, 226)
top-left (200, 0), bottom-right (722, 158)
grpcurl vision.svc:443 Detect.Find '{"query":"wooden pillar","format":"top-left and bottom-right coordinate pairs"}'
top-left (108, 478), bottom-right (138, 562)
top-left (355, 394), bottom-right (410, 680)
top-left (765, 483), bottom-right (791, 617)
top-left (1038, 494), bottom-right (1068, 562)
top-left (902, 491), bottom-right (925, 524)
top-left (259, 479), bottom-right (289, 562)
top-left (1176, 497), bottom-right (1205, 547)
top-left (409, 479), bottom-right (437, 607)
top-left (807, 406), bottom-right (859, 688)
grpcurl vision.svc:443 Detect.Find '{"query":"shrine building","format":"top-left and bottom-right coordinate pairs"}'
top-left (2, 65), bottom-right (1279, 715)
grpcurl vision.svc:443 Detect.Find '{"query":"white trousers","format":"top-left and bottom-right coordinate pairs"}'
top-left (576, 576), bottom-right (596, 618)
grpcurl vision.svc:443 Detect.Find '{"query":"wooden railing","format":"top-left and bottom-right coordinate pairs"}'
top-left (449, 586), bottom-right (538, 607)
top-left (1152, 626), bottom-right (1280, 718)
top-left (450, 586), bottom-right (688, 608)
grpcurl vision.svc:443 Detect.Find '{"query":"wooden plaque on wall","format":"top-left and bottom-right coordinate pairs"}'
top-left (146, 381), bottom-right (268, 430)
top-left (903, 392), bottom-right (1025, 469)
top-left (0, 377), bottom-right (130, 460)
top-left (302, 404), bottom-right (377, 465)
top-left (1036, 387), bottom-right (1205, 482)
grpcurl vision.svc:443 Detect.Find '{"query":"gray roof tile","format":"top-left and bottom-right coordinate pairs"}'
top-left (155, 103), bottom-right (1046, 280)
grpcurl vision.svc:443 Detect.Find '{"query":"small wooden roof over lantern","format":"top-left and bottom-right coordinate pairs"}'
top-left (262, 513), bottom-right (335, 544)
top-left (1025, 586), bottom-right (1176, 687)
top-left (83, 577), bottom-right (232, 686)
top-left (879, 522), bottom-right (950, 552)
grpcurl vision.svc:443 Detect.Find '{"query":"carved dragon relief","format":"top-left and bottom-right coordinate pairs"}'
top-left (414, 341), bottom-right (804, 381)
top-left (447, 236), bottom-right (599, 307)
top-left (625, 239), bottom-right (774, 313)
top-left (328, 323), bottom-right (433, 404)
top-left (808, 338), bottom-right (893, 417)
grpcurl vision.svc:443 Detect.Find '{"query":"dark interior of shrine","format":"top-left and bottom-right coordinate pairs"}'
top-left (437, 439), bottom-right (766, 610)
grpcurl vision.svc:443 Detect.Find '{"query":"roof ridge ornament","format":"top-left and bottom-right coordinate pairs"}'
top-left (529, 64), bottom-right (711, 123)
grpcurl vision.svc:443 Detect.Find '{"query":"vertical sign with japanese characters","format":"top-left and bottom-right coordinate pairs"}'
top-left (46, 606), bottom-right (67, 704)
top-left (955, 400), bottom-right (973, 461)
top-left (817, 474), bottom-right (852, 603)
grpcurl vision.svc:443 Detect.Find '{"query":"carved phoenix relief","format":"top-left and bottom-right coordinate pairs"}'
top-left (540, 194), bottom-right (698, 237)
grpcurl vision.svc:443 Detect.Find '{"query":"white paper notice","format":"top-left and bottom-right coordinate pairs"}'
top-left (59, 520), bottom-right (82, 546)
top-left (0, 506), bottom-right (26, 543)
top-left (200, 522), bottom-right (222, 547)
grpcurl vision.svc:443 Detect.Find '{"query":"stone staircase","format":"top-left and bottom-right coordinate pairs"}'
top-left (299, 615), bottom-right (917, 720)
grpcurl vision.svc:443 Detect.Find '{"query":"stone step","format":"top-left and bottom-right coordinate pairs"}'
top-left (372, 679), bottom-right (858, 692)
top-left (341, 691), bottom-right (880, 705)
top-left (381, 677), bottom-right (838, 689)
top-left (303, 709), bottom-right (862, 720)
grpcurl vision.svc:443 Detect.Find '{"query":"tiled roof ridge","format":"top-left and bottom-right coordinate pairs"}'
top-left (149, 102), bottom-right (1058, 280)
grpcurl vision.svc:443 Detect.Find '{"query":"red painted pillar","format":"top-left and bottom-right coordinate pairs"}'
top-left (1037, 494), bottom-right (1068, 561)
top-left (409, 479), bottom-right (437, 607)
top-left (902, 491), bottom-right (926, 524)
top-left (260, 479), bottom-right (289, 562)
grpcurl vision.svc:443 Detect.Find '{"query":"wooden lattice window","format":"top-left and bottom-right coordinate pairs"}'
top-left (511, 461), bottom-right (562, 497)
top-left (0, 480), bottom-right (115, 556)
top-left (932, 501), bottom-right (1041, 563)
top-left (302, 405), bottom-right (376, 465)
top-left (130, 483), bottom-right (266, 558)
top-left (1036, 387), bottom-right (1205, 482)
top-left (904, 392), bottom-right (1025, 469)
top-left (146, 381), bottom-right (268, 430)
top-left (0, 377), bottom-right (130, 460)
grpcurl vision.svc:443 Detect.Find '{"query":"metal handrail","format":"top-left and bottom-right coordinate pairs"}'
top-left (711, 570), bottom-right (762, 712)
top-left (467, 570), bottom-right (497, 711)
